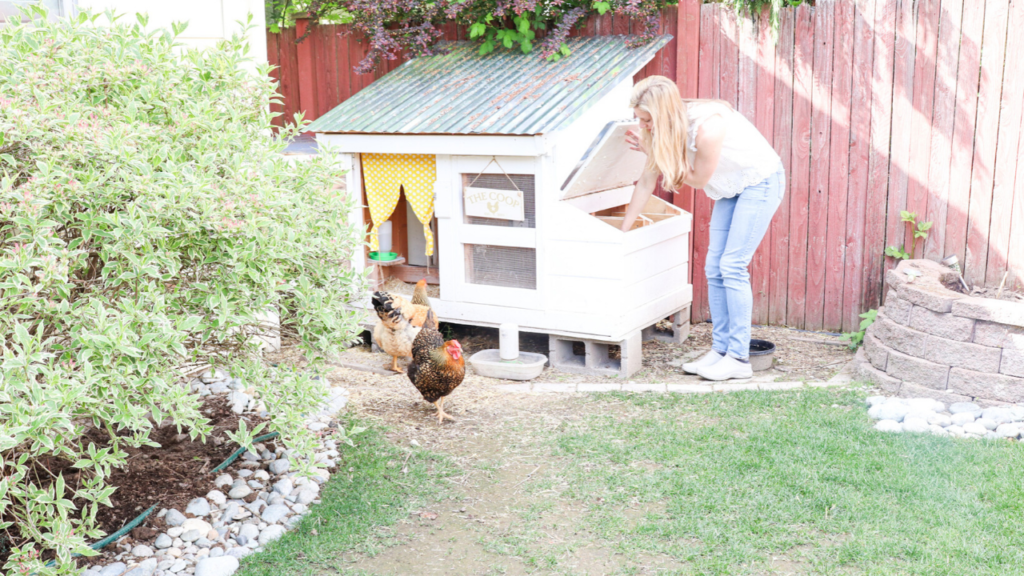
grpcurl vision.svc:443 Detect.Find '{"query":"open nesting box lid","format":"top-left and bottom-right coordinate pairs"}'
top-left (560, 120), bottom-right (648, 200)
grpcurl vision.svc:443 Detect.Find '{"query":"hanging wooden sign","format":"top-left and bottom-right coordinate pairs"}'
top-left (463, 186), bottom-right (525, 221)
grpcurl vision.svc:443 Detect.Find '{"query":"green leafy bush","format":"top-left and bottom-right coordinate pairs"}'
top-left (0, 7), bottom-right (365, 573)
top-left (841, 308), bottom-right (878, 350)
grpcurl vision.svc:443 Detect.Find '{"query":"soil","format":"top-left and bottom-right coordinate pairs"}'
top-left (4, 395), bottom-right (269, 569)
top-left (968, 286), bottom-right (1024, 303)
top-left (350, 320), bottom-right (855, 384)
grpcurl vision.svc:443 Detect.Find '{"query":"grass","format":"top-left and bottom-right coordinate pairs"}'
top-left (236, 421), bottom-right (455, 576)
top-left (544, 388), bottom-right (1024, 575)
top-left (237, 389), bottom-right (1024, 575)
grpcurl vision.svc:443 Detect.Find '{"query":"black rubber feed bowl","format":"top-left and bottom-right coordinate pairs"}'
top-left (749, 339), bottom-right (776, 372)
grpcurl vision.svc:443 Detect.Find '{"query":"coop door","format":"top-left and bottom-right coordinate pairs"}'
top-left (449, 156), bottom-right (541, 308)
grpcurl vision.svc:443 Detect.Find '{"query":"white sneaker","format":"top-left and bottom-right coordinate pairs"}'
top-left (682, 350), bottom-right (724, 374)
top-left (696, 355), bottom-right (753, 381)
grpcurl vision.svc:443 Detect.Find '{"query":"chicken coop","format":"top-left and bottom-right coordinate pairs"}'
top-left (307, 36), bottom-right (693, 377)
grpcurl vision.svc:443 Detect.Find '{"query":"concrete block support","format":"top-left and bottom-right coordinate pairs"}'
top-left (642, 306), bottom-right (691, 344)
top-left (549, 331), bottom-right (643, 378)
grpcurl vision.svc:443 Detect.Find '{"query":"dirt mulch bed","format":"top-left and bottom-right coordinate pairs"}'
top-left (2, 395), bottom-right (269, 569)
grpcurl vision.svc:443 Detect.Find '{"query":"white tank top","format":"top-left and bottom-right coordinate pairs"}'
top-left (686, 101), bottom-right (783, 200)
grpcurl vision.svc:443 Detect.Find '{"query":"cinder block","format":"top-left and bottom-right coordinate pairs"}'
top-left (897, 382), bottom-right (972, 404)
top-left (883, 291), bottom-right (914, 325)
top-left (863, 333), bottom-right (889, 372)
top-left (952, 298), bottom-right (1024, 328)
top-left (1001, 349), bottom-right (1024, 378)
top-left (548, 331), bottom-right (643, 378)
top-left (642, 306), bottom-right (691, 344)
top-left (909, 306), bottom-right (975, 342)
top-left (885, 348), bottom-right (950, 390)
top-left (871, 317), bottom-right (1001, 373)
top-left (948, 368), bottom-right (1024, 403)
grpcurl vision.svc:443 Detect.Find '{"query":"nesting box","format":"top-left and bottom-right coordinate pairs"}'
top-left (308, 36), bottom-right (692, 377)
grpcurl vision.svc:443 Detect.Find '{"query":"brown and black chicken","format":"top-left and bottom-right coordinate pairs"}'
top-left (407, 310), bottom-right (465, 424)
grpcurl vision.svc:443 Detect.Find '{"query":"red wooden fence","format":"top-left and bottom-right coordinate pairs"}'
top-left (268, 0), bottom-right (1024, 333)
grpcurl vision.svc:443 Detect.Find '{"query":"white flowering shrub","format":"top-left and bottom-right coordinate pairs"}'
top-left (0, 7), bottom-right (366, 573)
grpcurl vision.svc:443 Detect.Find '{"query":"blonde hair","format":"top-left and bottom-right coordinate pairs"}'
top-left (629, 76), bottom-right (732, 191)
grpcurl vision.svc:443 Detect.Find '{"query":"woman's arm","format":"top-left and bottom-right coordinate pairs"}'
top-left (620, 168), bottom-right (659, 232)
top-left (684, 114), bottom-right (726, 189)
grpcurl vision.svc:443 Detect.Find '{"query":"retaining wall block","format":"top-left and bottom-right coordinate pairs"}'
top-left (948, 368), bottom-right (1024, 403)
top-left (897, 382), bottom-right (972, 404)
top-left (952, 297), bottom-right (1024, 328)
top-left (908, 305), bottom-right (976, 342)
top-left (1001, 350), bottom-right (1024, 378)
top-left (855, 352), bottom-right (902, 394)
top-left (973, 321), bottom-right (1019, 348)
top-left (885, 348), bottom-right (951, 390)
top-left (883, 291), bottom-right (914, 325)
top-left (863, 333), bottom-right (889, 372)
top-left (871, 317), bottom-right (1001, 373)
top-left (896, 282), bottom-right (960, 314)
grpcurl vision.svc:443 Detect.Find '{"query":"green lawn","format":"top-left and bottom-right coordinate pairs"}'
top-left (238, 388), bottom-right (1024, 575)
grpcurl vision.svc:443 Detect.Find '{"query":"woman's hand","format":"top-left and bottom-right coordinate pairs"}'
top-left (625, 129), bottom-right (647, 155)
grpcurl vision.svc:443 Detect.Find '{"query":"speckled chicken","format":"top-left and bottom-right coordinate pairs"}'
top-left (372, 291), bottom-right (431, 372)
top-left (407, 310), bottom-right (465, 424)
top-left (411, 278), bottom-right (431, 307)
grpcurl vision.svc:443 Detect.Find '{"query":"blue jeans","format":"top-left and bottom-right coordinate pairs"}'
top-left (705, 169), bottom-right (785, 360)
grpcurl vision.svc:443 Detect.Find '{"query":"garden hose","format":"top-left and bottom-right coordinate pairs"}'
top-left (39, 431), bottom-right (281, 571)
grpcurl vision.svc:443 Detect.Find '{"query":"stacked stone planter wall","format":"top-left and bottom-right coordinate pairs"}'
top-left (858, 259), bottom-right (1024, 407)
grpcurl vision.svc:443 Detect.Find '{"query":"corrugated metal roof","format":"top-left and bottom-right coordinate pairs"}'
top-left (305, 35), bottom-right (670, 136)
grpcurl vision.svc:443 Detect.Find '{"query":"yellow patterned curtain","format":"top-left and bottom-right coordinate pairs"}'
top-left (362, 153), bottom-right (437, 256)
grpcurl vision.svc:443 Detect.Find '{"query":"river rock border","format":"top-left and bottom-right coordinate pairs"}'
top-left (857, 259), bottom-right (1024, 407)
top-left (80, 369), bottom-right (349, 576)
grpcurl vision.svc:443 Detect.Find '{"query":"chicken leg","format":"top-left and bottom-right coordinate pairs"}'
top-left (433, 397), bottom-right (456, 425)
top-left (389, 356), bottom-right (400, 372)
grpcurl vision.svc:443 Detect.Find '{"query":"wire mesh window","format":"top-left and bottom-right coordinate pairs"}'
top-left (464, 244), bottom-right (537, 290)
top-left (462, 173), bottom-right (536, 228)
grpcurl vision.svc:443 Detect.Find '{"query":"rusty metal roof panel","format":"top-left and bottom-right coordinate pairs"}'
top-left (305, 35), bottom-right (671, 136)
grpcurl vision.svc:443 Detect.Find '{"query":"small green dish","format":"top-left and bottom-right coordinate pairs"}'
top-left (369, 251), bottom-right (397, 262)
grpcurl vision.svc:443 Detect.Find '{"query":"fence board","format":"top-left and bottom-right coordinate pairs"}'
top-left (676, 0), bottom-right (701, 286)
top-left (843, 0), bottom-right (875, 330)
top-left (825, 0), bottom-right (853, 332)
top-left (748, 10), bottom-right (774, 326)
top-left (336, 27), bottom-right (352, 102)
top-left (923, 0), bottom-right (963, 261)
top-left (787, 3), bottom-right (814, 328)
top-left (267, 30), bottom-right (283, 128)
top-left (770, 7), bottom-right (794, 326)
top-left (886, 0), bottom-right (917, 279)
top-left (905, 0), bottom-right (940, 258)
top-left (805, 0), bottom-right (834, 331)
top-left (280, 27), bottom-right (302, 126)
top-left (691, 4), bottom-right (719, 322)
top-left (313, 26), bottom-right (331, 121)
top-left (864, 0), bottom-right (897, 309)
top-left (944, 0), bottom-right (982, 267)
top-left (965, 0), bottom-right (1009, 286)
top-left (1012, 106), bottom-right (1024, 291)
top-left (736, 12), bottom-right (762, 323)
top-left (986, 0), bottom-right (1024, 287)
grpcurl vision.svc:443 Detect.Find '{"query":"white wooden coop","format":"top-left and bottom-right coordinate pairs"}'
top-left (307, 36), bottom-right (693, 377)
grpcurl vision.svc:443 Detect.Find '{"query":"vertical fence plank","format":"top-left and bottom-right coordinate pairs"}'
top-left (280, 27), bottom-right (302, 127)
top-left (787, 3), bottom-right (814, 329)
top-left (336, 26), bottom-right (352, 103)
top-left (720, 5), bottom-right (739, 107)
top-left (1011, 107), bottom-right (1024, 291)
top-left (295, 19), bottom-right (317, 121)
top-left (965, 0), bottom-right (1009, 286)
top-left (986, 0), bottom-right (1024, 286)
top-left (313, 26), bottom-right (331, 120)
top-left (770, 7), bottom-right (794, 326)
top-left (267, 29), bottom-right (283, 129)
top-left (663, 5), bottom-right (679, 79)
top-left (752, 9), bottom-right (775, 326)
top-left (864, 0), bottom-right (897, 309)
top-left (676, 0), bottom-right (700, 285)
top-left (843, 0), bottom-right (875, 330)
top-left (885, 0), bottom-right (917, 281)
top-left (824, 0), bottom-right (853, 332)
top-left (923, 0), bottom-right (964, 261)
top-left (905, 0), bottom-right (940, 258)
top-left (691, 4), bottom-right (718, 322)
top-left (943, 0), bottom-right (981, 265)
top-left (805, 0), bottom-right (834, 331)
